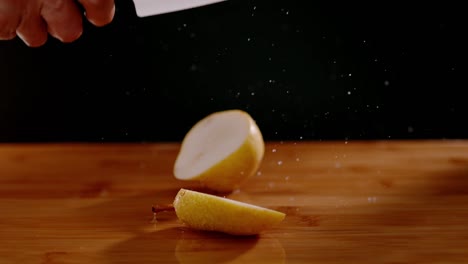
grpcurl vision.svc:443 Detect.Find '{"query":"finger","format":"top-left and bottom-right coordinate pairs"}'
top-left (41, 0), bottom-right (83, 43)
top-left (0, 9), bottom-right (21, 40)
top-left (0, 13), bottom-right (17, 40)
top-left (78, 0), bottom-right (115, 27)
top-left (16, 13), bottom-right (48, 47)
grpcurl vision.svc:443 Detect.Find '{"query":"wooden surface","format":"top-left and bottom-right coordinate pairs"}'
top-left (1, 140), bottom-right (468, 263)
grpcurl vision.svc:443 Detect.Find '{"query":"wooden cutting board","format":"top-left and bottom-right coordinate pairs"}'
top-left (1, 140), bottom-right (468, 263)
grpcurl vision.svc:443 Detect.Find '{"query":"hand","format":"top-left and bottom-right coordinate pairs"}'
top-left (0, 0), bottom-right (115, 47)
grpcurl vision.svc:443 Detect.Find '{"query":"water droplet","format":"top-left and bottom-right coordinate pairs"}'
top-left (257, 171), bottom-right (262, 176)
top-left (367, 197), bottom-right (377, 203)
top-left (253, 6), bottom-right (257, 10)
top-left (285, 176), bottom-right (290, 181)
top-left (384, 80), bottom-right (390, 86)
top-left (240, 171), bottom-right (244, 175)
top-left (345, 141), bottom-right (348, 144)
top-left (289, 197), bottom-right (295, 201)
top-left (268, 182), bottom-right (275, 189)
top-left (272, 148), bottom-right (277, 153)
top-left (277, 161), bottom-right (283, 165)
top-left (251, 92), bottom-right (255, 96)
top-left (348, 73), bottom-right (352, 77)
top-left (247, 37), bottom-right (251, 42)
top-left (334, 162), bottom-right (341, 168)
top-left (408, 126), bottom-right (414, 133)
top-left (299, 136), bottom-right (303, 140)
top-left (296, 157), bottom-right (300, 162)
top-left (347, 91), bottom-right (351, 95)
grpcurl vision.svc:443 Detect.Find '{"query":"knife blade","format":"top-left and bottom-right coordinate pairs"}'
top-left (132, 0), bottom-right (227, 18)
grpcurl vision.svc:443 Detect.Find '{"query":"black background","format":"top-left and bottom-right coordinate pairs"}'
top-left (0, 1), bottom-right (466, 142)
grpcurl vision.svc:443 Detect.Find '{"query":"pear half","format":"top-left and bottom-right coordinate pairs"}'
top-left (173, 109), bottom-right (265, 193)
top-left (173, 188), bottom-right (285, 236)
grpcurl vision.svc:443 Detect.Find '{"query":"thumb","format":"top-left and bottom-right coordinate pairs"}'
top-left (78, 0), bottom-right (115, 27)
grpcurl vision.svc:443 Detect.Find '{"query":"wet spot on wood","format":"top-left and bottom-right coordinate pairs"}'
top-left (42, 251), bottom-right (68, 264)
top-left (274, 206), bottom-right (299, 216)
top-left (349, 166), bottom-right (370, 173)
top-left (449, 157), bottom-right (468, 166)
top-left (299, 215), bottom-right (320, 226)
top-left (380, 179), bottom-right (393, 188)
top-left (80, 181), bottom-right (111, 198)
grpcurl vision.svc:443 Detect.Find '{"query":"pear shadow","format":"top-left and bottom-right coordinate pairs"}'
top-left (73, 188), bottom-right (180, 234)
top-left (103, 227), bottom-right (261, 264)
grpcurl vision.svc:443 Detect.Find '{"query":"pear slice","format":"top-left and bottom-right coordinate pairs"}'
top-left (173, 188), bottom-right (285, 236)
top-left (173, 109), bottom-right (265, 193)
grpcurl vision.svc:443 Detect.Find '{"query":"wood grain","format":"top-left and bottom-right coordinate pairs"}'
top-left (1, 140), bottom-right (468, 263)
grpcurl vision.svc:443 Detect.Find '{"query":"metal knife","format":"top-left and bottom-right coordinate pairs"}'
top-left (132, 0), bottom-right (227, 18)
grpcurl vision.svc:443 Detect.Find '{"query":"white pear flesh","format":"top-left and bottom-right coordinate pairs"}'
top-left (173, 109), bottom-right (265, 193)
top-left (173, 188), bottom-right (286, 236)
